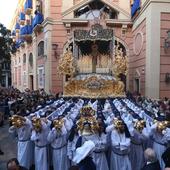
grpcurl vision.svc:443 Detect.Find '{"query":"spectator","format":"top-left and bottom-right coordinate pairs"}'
top-left (69, 166), bottom-right (79, 170)
top-left (0, 112), bottom-right (4, 126)
top-left (162, 147), bottom-right (170, 169)
top-left (7, 158), bottom-right (28, 170)
top-left (141, 148), bottom-right (161, 170)
top-left (78, 156), bottom-right (96, 170)
top-left (0, 147), bottom-right (4, 155)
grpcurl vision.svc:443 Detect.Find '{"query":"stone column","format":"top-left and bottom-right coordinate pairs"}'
top-left (5, 72), bottom-right (8, 87)
top-left (32, 33), bottom-right (38, 90)
top-left (43, 20), bottom-right (52, 93)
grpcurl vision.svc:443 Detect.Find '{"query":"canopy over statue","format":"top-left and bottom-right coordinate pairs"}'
top-left (58, 24), bottom-right (128, 98)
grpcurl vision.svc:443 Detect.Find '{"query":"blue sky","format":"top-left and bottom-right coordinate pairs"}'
top-left (0, 0), bottom-right (18, 28)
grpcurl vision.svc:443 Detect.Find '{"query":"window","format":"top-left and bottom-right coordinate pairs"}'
top-left (2, 63), bottom-right (5, 70)
top-left (38, 41), bottom-right (44, 57)
top-left (4, 62), bottom-right (10, 70)
top-left (18, 66), bottom-right (21, 86)
top-left (23, 54), bottom-right (26, 64)
top-left (135, 78), bottom-right (140, 94)
top-left (74, 1), bottom-right (118, 19)
top-left (38, 66), bottom-right (44, 88)
top-left (29, 53), bottom-right (33, 67)
top-left (23, 71), bottom-right (26, 85)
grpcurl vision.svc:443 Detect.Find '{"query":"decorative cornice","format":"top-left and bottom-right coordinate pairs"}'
top-left (41, 18), bottom-right (88, 28)
top-left (62, 18), bottom-right (88, 26)
top-left (42, 18), bottom-right (64, 26)
top-left (42, 17), bottom-right (54, 27)
top-left (106, 19), bottom-right (133, 27)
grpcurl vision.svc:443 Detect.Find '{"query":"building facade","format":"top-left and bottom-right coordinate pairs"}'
top-left (10, 0), bottom-right (170, 99)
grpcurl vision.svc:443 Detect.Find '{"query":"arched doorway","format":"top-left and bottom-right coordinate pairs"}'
top-left (28, 53), bottom-right (34, 90)
top-left (134, 69), bottom-right (141, 94)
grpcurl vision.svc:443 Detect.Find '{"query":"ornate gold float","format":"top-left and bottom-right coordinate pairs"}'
top-left (58, 24), bottom-right (128, 98)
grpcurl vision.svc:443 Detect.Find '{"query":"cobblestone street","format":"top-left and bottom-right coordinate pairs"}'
top-left (0, 121), bottom-right (17, 170)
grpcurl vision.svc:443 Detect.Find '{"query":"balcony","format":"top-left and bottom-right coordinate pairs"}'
top-left (24, 0), bottom-right (32, 15)
top-left (15, 23), bottom-right (20, 33)
top-left (19, 12), bottom-right (25, 25)
top-left (33, 11), bottom-right (44, 35)
top-left (20, 25), bottom-right (33, 43)
top-left (15, 39), bottom-right (25, 49)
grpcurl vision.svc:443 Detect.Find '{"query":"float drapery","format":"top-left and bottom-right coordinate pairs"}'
top-left (74, 24), bottom-right (113, 42)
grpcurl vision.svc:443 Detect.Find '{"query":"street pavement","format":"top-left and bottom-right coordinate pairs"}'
top-left (0, 121), bottom-right (17, 170)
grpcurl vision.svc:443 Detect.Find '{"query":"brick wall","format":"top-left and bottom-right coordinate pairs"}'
top-left (160, 13), bottom-right (170, 98)
top-left (129, 19), bottom-right (146, 95)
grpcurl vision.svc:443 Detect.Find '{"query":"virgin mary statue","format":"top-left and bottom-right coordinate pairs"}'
top-left (77, 42), bottom-right (112, 74)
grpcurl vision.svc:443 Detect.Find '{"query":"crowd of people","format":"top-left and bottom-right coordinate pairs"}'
top-left (0, 88), bottom-right (170, 170)
top-left (0, 87), bottom-right (58, 118)
top-left (0, 87), bottom-right (58, 158)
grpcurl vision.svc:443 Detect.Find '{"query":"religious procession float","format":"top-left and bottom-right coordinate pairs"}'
top-left (58, 24), bottom-right (127, 98)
